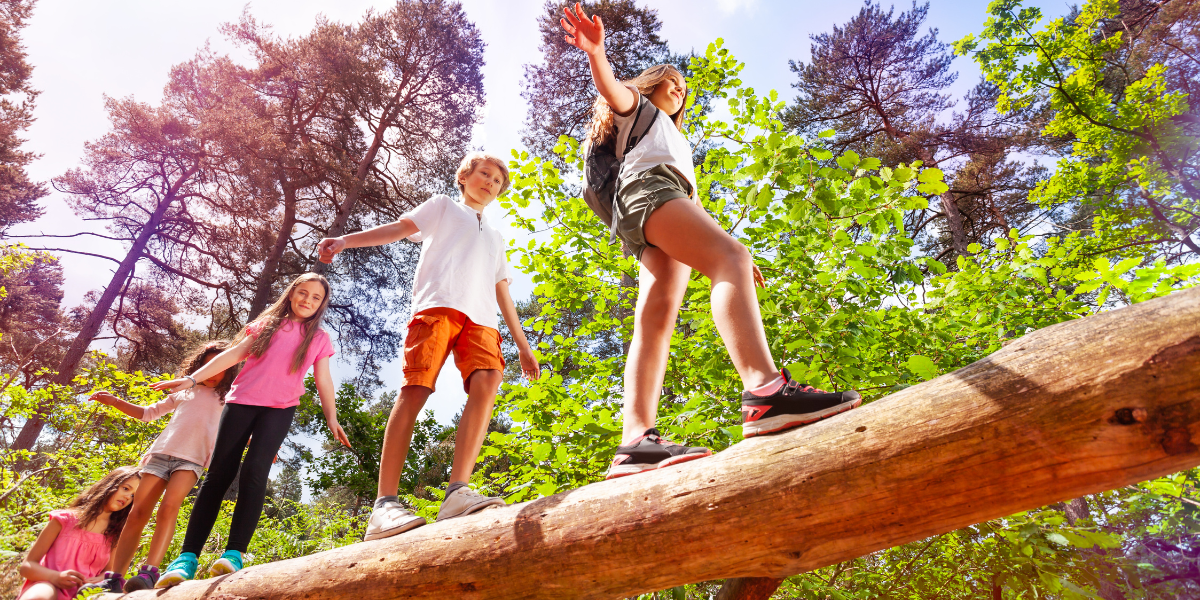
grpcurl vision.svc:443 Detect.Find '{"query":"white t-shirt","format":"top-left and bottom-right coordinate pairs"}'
top-left (402, 194), bottom-right (510, 330)
top-left (613, 86), bottom-right (697, 195)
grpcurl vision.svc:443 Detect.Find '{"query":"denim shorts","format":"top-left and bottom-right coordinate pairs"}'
top-left (614, 164), bottom-right (695, 260)
top-left (141, 453), bottom-right (205, 480)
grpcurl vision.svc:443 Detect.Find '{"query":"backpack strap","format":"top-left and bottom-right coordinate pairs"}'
top-left (623, 94), bottom-right (660, 157)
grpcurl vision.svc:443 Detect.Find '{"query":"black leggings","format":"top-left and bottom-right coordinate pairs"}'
top-left (181, 403), bottom-right (296, 554)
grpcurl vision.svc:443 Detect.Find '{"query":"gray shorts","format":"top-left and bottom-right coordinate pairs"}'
top-left (141, 453), bottom-right (205, 480)
top-left (613, 164), bottom-right (694, 260)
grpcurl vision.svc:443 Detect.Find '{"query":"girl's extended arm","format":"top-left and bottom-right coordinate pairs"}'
top-left (496, 280), bottom-right (541, 381)
top-left (150, 335), bottom-right (254, 394)
top-left (560, 3), bottom-right (637, 115)
top-left (20, 519), bottom-right (86, 590)
top-left (315, 218), bottom-right (419, 264)
top-left (90, 391), bottom-right (145, 420)
top-left (313, 356), bottom-right (352, 448)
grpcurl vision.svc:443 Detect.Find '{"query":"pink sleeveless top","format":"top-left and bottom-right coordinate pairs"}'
top-left (19, 510), bottom-right (110, 600)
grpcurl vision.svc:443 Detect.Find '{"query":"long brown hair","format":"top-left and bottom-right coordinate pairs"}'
top-left (238, 273), bottom-right (332, 373)
top-left (587, 64), bottom-right (688, 149)
top-left (177, 340), bottom-right (238, 403)
top-left (67, 466), bottom-right (141, 546)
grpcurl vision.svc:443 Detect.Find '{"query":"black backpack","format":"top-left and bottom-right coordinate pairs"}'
top-left (582, 94), bottom-right (660, 232)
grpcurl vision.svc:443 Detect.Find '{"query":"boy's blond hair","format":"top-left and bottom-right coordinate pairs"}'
top-left (455, 152), bottom-right (511, 196)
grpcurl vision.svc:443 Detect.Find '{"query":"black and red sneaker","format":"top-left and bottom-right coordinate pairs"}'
top-left (605, 428), bottom-right (711, 479)
top-left (741, 369), bottom-right (861, 437)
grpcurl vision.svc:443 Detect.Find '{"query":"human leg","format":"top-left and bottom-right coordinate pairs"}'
top-left (16, 581), bottom-right (57, 600)
top-left (108, 472), bottom-right (167, 575)
top-left (375, 385), bottom-right (433, 497)
top-left (145, 469), bottom-right (198, 567)
top-left (620, 247), bottom-right (692, 443)
top-left (179, 404), bottom-right (256, 556)
top-left (642, 198), bottom-right (861, 436)
top-left (449, 369), bottom-right (502, 484)
top-left (642, 197), bottom-right (777, 389)
top-left (225, 405), bottom-right (296, 554)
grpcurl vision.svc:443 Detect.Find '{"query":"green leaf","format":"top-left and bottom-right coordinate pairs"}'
top-left (905, 355), bottom-right (938, 380)
top-left (532, 442), bottom-right (551, 462)
top-left (818, 128), bottom-right (835, 138)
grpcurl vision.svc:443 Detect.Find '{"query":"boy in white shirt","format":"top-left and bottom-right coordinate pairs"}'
top-left (317, 152), bottom-right (540, 540)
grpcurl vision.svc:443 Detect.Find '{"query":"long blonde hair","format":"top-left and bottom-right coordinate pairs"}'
top-left (587, 64), bottom-right (688, 149)
top-left (239, 273), bottom-right (332, 373)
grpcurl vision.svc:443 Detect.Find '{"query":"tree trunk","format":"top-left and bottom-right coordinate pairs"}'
top-left (11, 172), bottom-right (190, 451)
top-left (940, 191), bottom-right (971, 257)
top-left (715, 577), bottom-right (784, 600)
top-left (120, 287), bottom-right (1200, 600)
top-left (248, 184), bottom-right (298, 319)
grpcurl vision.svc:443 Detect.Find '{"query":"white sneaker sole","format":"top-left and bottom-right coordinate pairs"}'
top-left (209, 559), bottom-right (239, 577)
top-left (155, 571), bottom-right (190, 589)
top-left (604, 449), bottom-right (712, 480)
top-left (436, 497), bottom-right (505, 521)
top-left (741, 397), bottom-right (862, 438)
top-left (363, 515), bottom-right (426, 541)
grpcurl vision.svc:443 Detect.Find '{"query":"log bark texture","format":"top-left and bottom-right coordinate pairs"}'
top-left (124, 287), bottom-right (1200, 600)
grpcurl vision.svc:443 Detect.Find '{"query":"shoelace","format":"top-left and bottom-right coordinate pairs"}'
top-left (782, 379), bottom-right (826, 395)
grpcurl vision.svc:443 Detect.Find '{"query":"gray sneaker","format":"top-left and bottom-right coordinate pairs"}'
top-left (364, 500), bottom-right (426, 541)
top-left (435, 487), bottom-right (505, 521)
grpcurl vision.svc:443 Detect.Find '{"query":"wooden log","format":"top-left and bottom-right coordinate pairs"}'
top-left (122, 287), bottom-right (1200, 600)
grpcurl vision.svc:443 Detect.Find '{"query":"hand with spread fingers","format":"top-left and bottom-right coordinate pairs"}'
top-left (752, 263), bottom-right (766, 289)
top-left (560, 2), bottom-right (604, 56)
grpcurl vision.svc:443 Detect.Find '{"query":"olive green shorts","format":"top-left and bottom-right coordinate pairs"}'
top-left (613, 164), bottom-right (694, 260)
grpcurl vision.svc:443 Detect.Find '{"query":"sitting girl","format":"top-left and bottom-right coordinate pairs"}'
top-left (86, 340), bottom-right (238, 592)
top-left (17, 466), bottom-right (141, 600)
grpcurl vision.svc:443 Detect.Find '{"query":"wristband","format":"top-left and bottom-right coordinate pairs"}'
top-left (184, 375), bottom-right (197, 388)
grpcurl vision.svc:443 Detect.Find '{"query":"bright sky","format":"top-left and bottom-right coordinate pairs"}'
top-left (14, 0), bottom-right (1064, 424)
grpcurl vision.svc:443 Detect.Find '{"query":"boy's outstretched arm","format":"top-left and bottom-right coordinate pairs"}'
top-left (560, 2), bottom-right (637, 116)
top-left (90, 391), bottom-right (146, 420)
top-left (496, 280), bottom-right (540, 381)
top-left (317, 218), bottom-right (419, 264)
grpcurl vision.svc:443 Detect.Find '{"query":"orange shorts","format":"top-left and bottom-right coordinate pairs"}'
top-left (400, 307), bottom-right (505, 392)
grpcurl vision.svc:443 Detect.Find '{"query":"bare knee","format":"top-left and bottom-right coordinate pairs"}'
top-left (468, 369), bottom-right (503, 391)
top-left (706, 238), bottom-right (752, 280)
top-left (129, 501), bottom-right (156, 524)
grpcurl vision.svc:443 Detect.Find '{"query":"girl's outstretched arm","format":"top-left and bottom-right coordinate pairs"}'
top-left (90, 391), bottom-right (145, 420)
top-left (316, 218), bottom-right (419, 264)
top-left (313, 356), bottom-right (352, 449)
top-left (496, 280), bottom-right (540, 381)
top-left (20, 519), bottom-right (85, 590)
top-left (560, 2), bottom-right (637, 115)
top-left (150, 335), bottom-right (254, 394)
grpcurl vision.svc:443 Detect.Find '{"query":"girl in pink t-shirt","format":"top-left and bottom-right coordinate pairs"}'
top-left (18, 466), bottom-right (141, 600)
top-left (149, 273), bottom-right (351, 588)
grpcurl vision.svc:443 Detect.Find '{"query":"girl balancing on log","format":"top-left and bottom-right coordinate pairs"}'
top-left (17, 467), bottom-right (141, 600)
top-left (83, 340), bottom-right (239, 593)
top-left (151, 273), bottom-right (351, 588)
top-left (559, 3), bottom-right (861, 479)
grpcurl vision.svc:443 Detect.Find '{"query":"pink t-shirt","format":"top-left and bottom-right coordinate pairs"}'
top-left (226, 319), bottom-right (334, 408)
top-left (20, 510), bottom-right (110, 600)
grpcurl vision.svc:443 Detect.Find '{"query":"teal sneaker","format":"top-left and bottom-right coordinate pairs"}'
top-left (209, 550), bottom-right (243, 577)
top-left (155, 552), bottom-right (198, 588)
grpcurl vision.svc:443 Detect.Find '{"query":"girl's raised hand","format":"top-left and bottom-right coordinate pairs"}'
top-left (560, 2), bottom-right (604, 56)
top-left (150, 378), bottom-right (193, 394)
